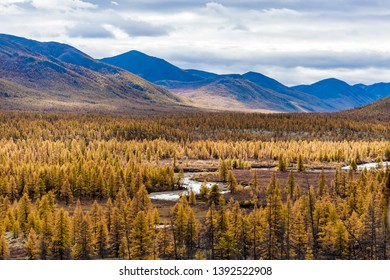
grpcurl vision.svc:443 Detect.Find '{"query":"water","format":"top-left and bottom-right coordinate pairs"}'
top-left (150, 162), bottom-right (390, 201)
top-left (149, 173), bottom-right (226, 201)
top-left (342, 161), bottom-right (390, 171)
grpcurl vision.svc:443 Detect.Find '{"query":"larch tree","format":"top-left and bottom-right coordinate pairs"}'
top-left (0, 234), bottom-right (10, 260)
top-left (130, 185), bottom-right (152, 218)
top-left (37, 195), bottom-right (55, 260)
top-left (109, 207), bottom-right (124, 258)
top-left (72, 214), bottom-right (94, 260)
top-left (208, 184), bottom-right (221, 206)
top-left (278, 154), bottom-right (287, 172)
top-left (25, 228), bottom-right (40, 260)
top-left (265, 174), bottom-right (284, 259)
top-left (17, 192), bottom-right (32, 236)
top-left (52, 209), bottom-right (71, 260)
top-left (290, 197), bottom-right (309, 259)
top-left (297, 154), bottom-right (305, 172)
top-left (130, 211), bottom-right (152, 260)
top-left (95, 220), bottom-right (109, 259)
top-left (227, 170), bottom-right (238, 194)
top-left (189, 190), bottom-right (196, 205)
top-left (185, 207), bottom-right (198, 259)
top-left (60, 180), bottom-right (73, 206)
top-left (318, 169), bottom-right (329, 197)
top-left (204, 203), bottom-right (217, 259)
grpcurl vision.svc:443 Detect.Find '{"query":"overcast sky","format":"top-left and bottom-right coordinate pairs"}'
top-left (2, 0), bottom-right (390, 85)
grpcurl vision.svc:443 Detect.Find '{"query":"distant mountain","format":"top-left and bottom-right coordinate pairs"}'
top-left (363, 83), bottom-right (390, 100)
top-left (4, 34), bottom-right (387, 114)
top-left (184, 69), bottom-right (219, 80)
top-left (0, 34), bottom-right (188, 113)
top-left (102, 51), bottom-right (334, 112)
top-left (100, 50), bottom-right (201, 83)
top-left (241, 71), bottom-right (329, 108)
top-left (159, 74), bottom-right (332, 112)
top-left (292, 78), bottom-right (376, 111)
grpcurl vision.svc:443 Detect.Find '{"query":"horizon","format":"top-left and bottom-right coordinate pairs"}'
top-left (2, 1), bottom-right (390, 86)
top-left (2, 32), bottom-right (389, 88)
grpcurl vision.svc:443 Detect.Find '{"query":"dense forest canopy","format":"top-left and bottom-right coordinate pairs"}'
top-left (0, 111), bottom-right (389, 260)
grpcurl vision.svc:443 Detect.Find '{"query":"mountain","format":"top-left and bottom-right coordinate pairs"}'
top-left (292, 78), bottom-right (376, 111)
top-left (0, 34), bottom-right (188, 113)
top-left (158, 73), bottom-right (334, 112)
top-left (241, 71), bottom-right (330, 108)
top-left (340, 96), bottom-right (390, 122)
top-left (100, 50), bottom-right (201, 83)
top-left (102, 51), bottom-right (334, 112)
top-left (363, 83), bottom-right (390, 100)
top-left (184, 69), bottom-right (219, 80)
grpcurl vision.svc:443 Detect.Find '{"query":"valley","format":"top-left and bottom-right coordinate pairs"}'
top-left (0, 110), bottom-right (389, 260)
top-left (0, 34), bottom-right (389, 261)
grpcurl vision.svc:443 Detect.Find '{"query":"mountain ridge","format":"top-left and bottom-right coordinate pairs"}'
top-left (101, 50), bottom-right (390, 112)
top-left (0, 34), bottom-right (190, 113)
top-left (2, 33), bottom-right (390, 114)
top-left (101, 50), bottom-right (334, 112)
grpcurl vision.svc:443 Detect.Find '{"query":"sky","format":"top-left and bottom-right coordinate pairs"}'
top-left (1, 0), bottom-right (390, 86)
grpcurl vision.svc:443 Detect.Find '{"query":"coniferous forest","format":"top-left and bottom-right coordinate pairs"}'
top-left (0, 111), bottom-right (389, 260)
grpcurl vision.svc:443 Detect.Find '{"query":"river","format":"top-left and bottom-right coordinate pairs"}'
top-left (150, 161), bottom-right (389, 201)
top-left (149, 173), bottom-right (227, 201)
top-left (342, 161), bottom-right (390, 171)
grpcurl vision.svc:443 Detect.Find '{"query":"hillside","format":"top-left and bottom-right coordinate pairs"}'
top-left (292, 78), bottom-right (376, 111)
top-left (339, 96), bottom-right (390, 122)
top-left (163, 74), bottom-right (333, 112)
top-left (100, 50), bottom-right (201, 83)
top-left (102, 51), bottom-right (334, 112)
top-left (0, 34), bottom-right (189, 113)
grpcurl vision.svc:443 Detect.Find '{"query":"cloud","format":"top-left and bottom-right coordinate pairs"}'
top-left (118, 19), bottom-right (169, 37)
top-left (0, 0), bottom-right (27, 14)
top-left (65, 15), bottom-right (169, 39)
top-left (29, 0), bottom-right (97, 11)
top-left (2, 0), bottom-right (390, 85)
top-left (66, 23), bottom-right (114, 38)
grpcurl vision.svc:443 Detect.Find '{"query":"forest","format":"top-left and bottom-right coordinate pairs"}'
top-left (0, 111), bottom-right (389, 260)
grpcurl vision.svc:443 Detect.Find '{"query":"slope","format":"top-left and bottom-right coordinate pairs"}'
top-left (102, 50), bottom-right (333, 112)
top-left (292, 78), bottom-right (375, 111)
top-left (164, 74), bottom-right (332, 112)
top-left (339, 96), bottom-right (390, 122)
top-left (100, 50), bottom-right (201, 83)
top-left (0, 34), bottom-right (188, 113)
